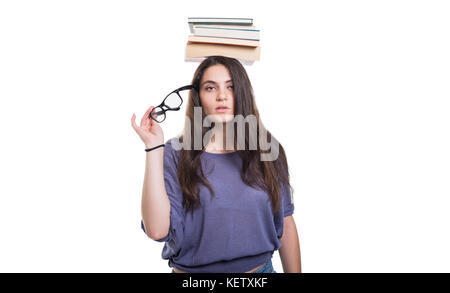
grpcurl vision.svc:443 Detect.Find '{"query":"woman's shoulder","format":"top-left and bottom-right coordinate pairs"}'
top-left (164, 137), bottom-right (182, 164)
top-left (164, 137), bottom-right (182, 152)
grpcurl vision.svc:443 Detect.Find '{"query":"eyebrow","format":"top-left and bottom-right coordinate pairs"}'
top-left (201, 79), bottom-right (233, 86)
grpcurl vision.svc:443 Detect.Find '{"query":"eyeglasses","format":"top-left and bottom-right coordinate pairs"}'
top-left (149, 85), bottom-right (197, 123)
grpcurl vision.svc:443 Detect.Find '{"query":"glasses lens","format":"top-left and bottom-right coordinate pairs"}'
top-left (151, 106), bottom-right (166, 123)
top-left (164, 92), bottom-right (184, 109)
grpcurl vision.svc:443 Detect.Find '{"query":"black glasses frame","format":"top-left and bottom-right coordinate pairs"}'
top-left (149, 85), bottom-right (197, 123)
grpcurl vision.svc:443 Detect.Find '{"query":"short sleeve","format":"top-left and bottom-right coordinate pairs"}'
top-left (141, 138), bottom-right (185, 252)
top-left (281, 181), bottom-right (294, 217)
top-left (274, 180), bottom-right (295, 239)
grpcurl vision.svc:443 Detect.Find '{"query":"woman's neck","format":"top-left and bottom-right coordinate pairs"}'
top-left (204, 125), bottom-right (235, 153)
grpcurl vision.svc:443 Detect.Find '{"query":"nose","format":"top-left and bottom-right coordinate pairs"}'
top-left (217, 88), bottom-right (228, 101)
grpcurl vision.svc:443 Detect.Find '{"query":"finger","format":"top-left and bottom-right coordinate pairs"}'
top-left (141, 106), bottom-right (154, 128)
top-left (140, 107), bottom-right (152, 127)
top-left (149, 112), bottom-right (154, 127)
top-left (131, 113), bottom-right (138, 130)
top-left (149, 110), bottom-right (159, 127)
top-left (148, 107), bottom-right (158, 128)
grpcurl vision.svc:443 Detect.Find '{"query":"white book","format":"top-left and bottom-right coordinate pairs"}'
top-left (193, 25), bottom-right (260, 40)
top-left (187, 17), bottom-right (253, 33)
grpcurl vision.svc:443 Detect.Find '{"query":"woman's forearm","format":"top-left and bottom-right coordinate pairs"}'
top-left (279, 215), bottom-right (302, 273)
top-left (141, 147), bottom-right (171, 240)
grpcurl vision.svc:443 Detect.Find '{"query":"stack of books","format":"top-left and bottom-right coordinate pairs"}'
top-left (185, 17), bottom-right (260, 65)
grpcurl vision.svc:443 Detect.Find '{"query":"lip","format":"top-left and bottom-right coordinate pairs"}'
top-left (215, 106), bottom-right (229, 113)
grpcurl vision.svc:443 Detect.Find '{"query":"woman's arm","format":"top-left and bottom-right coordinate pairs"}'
top-left (141, 148), bottom-right (171, 240)
top-left (278, 215), bottom-right (302, 273)
top-left (131, 107), bottom-right (170, 241)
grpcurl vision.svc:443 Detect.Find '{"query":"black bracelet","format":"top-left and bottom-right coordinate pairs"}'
top-left (145, 144), bottom-right (165, 152)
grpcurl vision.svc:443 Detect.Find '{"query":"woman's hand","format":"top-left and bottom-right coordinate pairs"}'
top-left (131, 106), bottom-right (164, 148)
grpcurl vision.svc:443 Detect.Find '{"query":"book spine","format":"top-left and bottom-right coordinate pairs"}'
top-left (193, 29), bottom-right (259, 41)
top-left (185, 42), bottom-right (260, 61)
top-left (188, 17), bottom-right (253, 24)
top-left (188, 35), bottom-right (259, 47)
top-left (194, 25), bottom-right (259, 32)
top-left (192, 24), bottom-right (257, 30)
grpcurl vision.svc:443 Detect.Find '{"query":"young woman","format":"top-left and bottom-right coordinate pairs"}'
top-left (131, 56), bottom-right (301, 273)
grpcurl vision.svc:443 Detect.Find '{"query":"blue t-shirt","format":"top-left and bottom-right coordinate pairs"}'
top-left (141, 138), bottom-right (294, 273)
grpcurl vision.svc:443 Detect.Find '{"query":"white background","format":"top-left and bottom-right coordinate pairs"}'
top-left (0, 0), bottom-right (449, 273)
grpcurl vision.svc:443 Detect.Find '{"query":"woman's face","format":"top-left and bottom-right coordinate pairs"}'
top-left (199, 64), bottom-right (235, 123)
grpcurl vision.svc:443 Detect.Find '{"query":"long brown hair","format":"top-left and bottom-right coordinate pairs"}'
top-left (176, 56), bottom-right (293, 215)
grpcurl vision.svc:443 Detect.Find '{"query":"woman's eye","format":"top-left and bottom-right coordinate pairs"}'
top-left (204, 85), bottom-right (233, 91)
